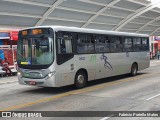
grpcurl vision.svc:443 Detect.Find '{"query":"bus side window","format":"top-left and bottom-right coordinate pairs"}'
top-left (133, 37), bottom-right (141, 51)
top-left (109, 36), bottom-right (122, 52)
top-left (56, 32), bottom-right (74, 65)
top-left (58, 35), bottom-right (72, 54)
top-left (77, 33), bottom-right (94, 53)
top-left (95, 35), bottom-right (109, 53)
top-left (123, 37), bottom-right (133, 52)
top-left (142, 38), bottom-right (149, 51)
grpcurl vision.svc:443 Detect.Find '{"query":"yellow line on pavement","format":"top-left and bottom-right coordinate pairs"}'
top-left (0, 72), bottom-right (158, 111)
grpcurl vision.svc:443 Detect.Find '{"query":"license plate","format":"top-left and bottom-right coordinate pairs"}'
top-left (29, 81), bottom-right (37, 85)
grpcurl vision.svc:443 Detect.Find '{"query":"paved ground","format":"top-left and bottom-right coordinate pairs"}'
top-left (0, 76), bottom-right (17, 84)
top-left (0, 60), bottom-right (160, 120)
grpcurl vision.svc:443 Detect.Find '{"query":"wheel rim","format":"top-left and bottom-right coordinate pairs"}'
top-left (77, 75), bottom-right (84, 84)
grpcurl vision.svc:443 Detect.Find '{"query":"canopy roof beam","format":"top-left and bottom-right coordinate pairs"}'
top-left (113, 0), bottom-right (160, 31)
top-left (81, 0), bottom-right (120, 28)
top-left (35, 0), bottom-right (64, 26)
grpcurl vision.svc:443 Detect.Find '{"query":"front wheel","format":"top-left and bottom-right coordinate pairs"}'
top-left (74, 71), bottom-right (87, 89)
top-left (131, 63), bottom-right (138, 76)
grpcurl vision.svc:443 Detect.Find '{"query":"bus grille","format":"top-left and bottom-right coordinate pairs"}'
top-left (23, 72), bottom-right (44, 79)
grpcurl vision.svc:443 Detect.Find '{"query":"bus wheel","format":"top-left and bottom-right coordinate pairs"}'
top-left (74, 71), bottom-right (87, 89)
top-left (131, 63), bottom-right (138, 76)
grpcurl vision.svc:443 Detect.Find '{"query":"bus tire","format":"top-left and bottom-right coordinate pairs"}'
top-left (74, 71), bottom-right (87, 89)
top-left (131, 63), bottom-right (138, 76)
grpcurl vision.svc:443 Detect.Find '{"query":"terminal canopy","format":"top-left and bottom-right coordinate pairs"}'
top-left (0, 0), bottom-right (160, 35)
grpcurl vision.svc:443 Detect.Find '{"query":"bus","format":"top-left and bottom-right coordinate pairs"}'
top-left (17, 26), bottom-right (150, 88)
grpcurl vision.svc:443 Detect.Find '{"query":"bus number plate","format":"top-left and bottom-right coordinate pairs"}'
top-left (29, 81), bottom-right (37, 85)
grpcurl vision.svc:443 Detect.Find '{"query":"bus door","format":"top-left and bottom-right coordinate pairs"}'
top-left (56, 32), bottom-right (75, 86)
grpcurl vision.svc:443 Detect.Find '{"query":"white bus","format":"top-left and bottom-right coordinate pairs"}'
top-left (17, 26), bottom-right (150, 88)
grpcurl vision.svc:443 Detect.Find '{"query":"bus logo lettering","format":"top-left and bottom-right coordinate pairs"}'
top-left (90, 55), bottom-right (96, 62)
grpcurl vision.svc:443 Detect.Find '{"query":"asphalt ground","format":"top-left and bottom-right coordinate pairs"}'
top-left (0, 60), bottom-right (160, 120)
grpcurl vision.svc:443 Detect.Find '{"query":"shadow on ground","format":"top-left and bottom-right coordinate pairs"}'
top-left (22, 73), bottom-right (147, 95)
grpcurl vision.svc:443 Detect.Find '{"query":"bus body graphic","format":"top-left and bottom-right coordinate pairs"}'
top-left (100, 53), bottom-right (113, 70)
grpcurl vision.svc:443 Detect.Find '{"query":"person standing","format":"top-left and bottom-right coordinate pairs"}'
top-left (2, 58), bottom-right (12, 76)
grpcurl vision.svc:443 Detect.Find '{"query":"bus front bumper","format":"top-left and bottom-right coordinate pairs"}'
top-left (18, 75), bottom-right (56, 87)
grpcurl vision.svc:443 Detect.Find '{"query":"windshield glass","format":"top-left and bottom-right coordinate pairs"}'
top-left (17, 36), bottom-right (54, 65)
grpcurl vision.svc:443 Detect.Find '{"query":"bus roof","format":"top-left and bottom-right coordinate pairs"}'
top-left (21, 26), bottom-right (149, 37)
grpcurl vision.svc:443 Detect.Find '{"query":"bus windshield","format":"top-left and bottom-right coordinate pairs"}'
top-left (17, 36), bottom-right (54, 66)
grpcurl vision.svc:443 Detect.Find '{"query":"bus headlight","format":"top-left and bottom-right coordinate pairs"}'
top-left (45, 71), bottom-right (56, 80)
top-left (17, 72), bottom-right (22, 76)
top-left (17, 71), bottom-right (23, 78)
